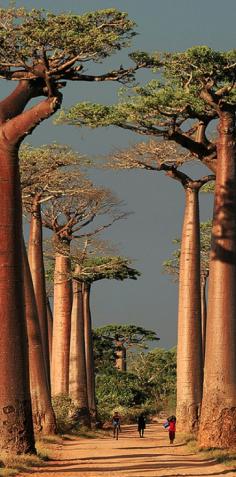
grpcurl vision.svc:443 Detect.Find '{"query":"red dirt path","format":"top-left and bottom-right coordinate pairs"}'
top-left (20, 423), bottom-right (236, 477)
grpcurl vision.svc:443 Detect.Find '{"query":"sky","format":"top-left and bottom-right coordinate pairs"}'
top-left (0, 0), bottom-right (234, 348)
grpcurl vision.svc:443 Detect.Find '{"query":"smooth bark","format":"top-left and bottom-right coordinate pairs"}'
top-left (199, 109), bottom-right (236, 448)
top-left (115, 341), bottom-right (127, 371)
top-left (46, 297), bottom-right (53, 367)
top-left (0, 80), bottom-right (59, 453)
top-left (51, 251), bottom-right (72, 396)
top-left (83, 283), bottom-right (97, 419)
top-left (69, 273), bottom-right (90, 427)
top-left (0, 73), bottom-right (60, 452)
top-left (200, 272), bottom-right (208, 364)
top-left (28, 197), bottom-right (50, 386)
top-left (0, 139), bottom-right (35, 453)
top-left (176, 186), bottom-right (203, 433)
top-left (23, 242), bottom-right (57, 435)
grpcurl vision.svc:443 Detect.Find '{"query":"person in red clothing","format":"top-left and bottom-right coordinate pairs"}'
top-left (168, 416), bottom-right (176, 444)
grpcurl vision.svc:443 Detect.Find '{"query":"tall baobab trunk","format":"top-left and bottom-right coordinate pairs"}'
top-left (0, 80), bottom-right (60, 453)
top-left (0, 140), bottom-right (35, 453)
top-left (83, 283), bottom-right (97, 420)
top-left (200, 272), bottom-right (208, 364)
top-left (28, 197), bottom-right (50, 385)
top-left (69, 273), bottom-right (90, 427)
top-left (115, 340), bottom-right (127, 371)
top-left (46, 297), bottom-right (53, 367)
top-left (23, 242), bottom-right (57, 435)
top-left (199, 109), bottom-right (236, 448)
top-left (176, 185), bottom-right (203, 433)
top-left (51, 246), bottom-right (72, 396)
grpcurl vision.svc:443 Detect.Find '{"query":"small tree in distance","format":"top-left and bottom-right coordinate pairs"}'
top-left (95, 324), bottom-right (159, 372)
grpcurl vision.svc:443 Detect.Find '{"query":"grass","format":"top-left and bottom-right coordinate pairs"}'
top-left (0, 451), bottom-right (45, 477)
top-left (199, 448), bottom-right (236, 469)
top-left (0, 434), bottom-right (62, 477)
top-left (176, 432), bottom-right (236, 470)
top-left (66, 425), bottom-right (110, 440)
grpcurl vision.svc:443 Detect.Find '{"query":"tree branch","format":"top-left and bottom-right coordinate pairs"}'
top-left (2, 94), bottom-right (62, 144)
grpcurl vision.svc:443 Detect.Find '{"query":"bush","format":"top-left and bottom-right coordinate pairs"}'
top-left (52, 394), bottom-right (78, 433)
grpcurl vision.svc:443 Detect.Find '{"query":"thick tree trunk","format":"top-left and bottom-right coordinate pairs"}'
top-left (51, 251), bottom-right (72, 396)
top-left (46, 297), bottom-right (53, 367)
top-left (115, 341), bottom-right (127, 371)
top-left (0, 141), bottom-right (35, 453)
top-left (28, 198), bottom-right (50, 386)
top-left (69, 274), bottom-right (90, 427)
top-left (0, 80), bottom-right (60, 453)
top-left (83, 283), bottom-right (97, 420)
top-left (23, 242), bottom-right (57, 435)
top-left (176, 187), bottom-right (203, 433)
top-left (201, 272), bottom-right (208, 364)
top-left (199, 109), bottom-right (236, 448)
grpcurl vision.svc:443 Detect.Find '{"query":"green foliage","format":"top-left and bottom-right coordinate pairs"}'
top-left (95, 345), bottom-right (176, 423)
top-left (163, 220), bottom-right (212, 279)
top-left (129, 347), bottom-right (176, 402)
top-left (95, 323), bottom-right (159, 349)
top-left (20, 143), bottom-right (85, 193)
top-left (59, 46), bottom-right (236, 164)
top-left (52, 394), bottom-right (77, 434)
top-left (93, 329), bottom-right (116, 372)
top-left (0, 8), bottom-right (135, 70)
top-left (73, 256), bottom-right (141, 283)
top-left (96, 368), bottom-right (148, 412)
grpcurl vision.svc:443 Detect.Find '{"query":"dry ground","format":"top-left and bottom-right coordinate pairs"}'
top-left (19, 422), bottom-right (236, 477)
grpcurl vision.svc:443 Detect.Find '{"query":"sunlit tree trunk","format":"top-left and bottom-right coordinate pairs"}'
top-left (69, 273), bottom-right (90, 427)
top-left (0, 140), bottom-right (35, 453)
top-left (201, 272), bottom-right (208, 365)
top-left (176, 186), bottom-right (203, 433)
top-left (83, 282), bottom-right (97, 420)
top-left (51, 244), bottom-right (72, 396)
top-left (23, 242), bottom-right (57, 435)
top-left (0, 80), bottom-right (60, 453)
top-left (199, 109), bottom-right (236, 448)
top-left (115, 340), bottom-right (127, 371)
top-left (28, 197), bottom-right (50, 386)
top-left (46, 296), bottom-right (53, 368)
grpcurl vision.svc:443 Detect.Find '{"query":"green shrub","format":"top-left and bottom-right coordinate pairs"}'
top-left (52, 394), bottom-right (77, 433)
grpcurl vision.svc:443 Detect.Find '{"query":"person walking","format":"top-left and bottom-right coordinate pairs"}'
top-left (168, 416), bottom-right (176, 444)
top-left (112, 411), bottom-right (121, 439)
top-left (137, 413), bottom-right (146, 438)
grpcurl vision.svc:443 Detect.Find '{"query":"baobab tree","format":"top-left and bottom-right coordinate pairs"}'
top-left (61, 46), bottom-right (236, 446)
top-left (77, 139), bottom-right (214, 432)
top-left (0, 6), bottom-right (146, 452)
top-left (21, 144), bottom-right (84, 384)
top-left (42, 188), bottom-right (127, 397)
top-left (72, 253), bottom-right (141, 418)
top-left (163, 220), bottom-right (212, 367)
top-left (69, 265), bottom-right (90, 427)
top-left (95, 324), bottom-right (159, 372)
top-left (22, 242), bottom-right (57, 435)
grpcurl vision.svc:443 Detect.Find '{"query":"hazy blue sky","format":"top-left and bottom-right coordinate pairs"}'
top-left (1, 1), bottom-right (233, 347)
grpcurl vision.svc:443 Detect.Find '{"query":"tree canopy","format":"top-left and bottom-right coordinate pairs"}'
top-left (72, 256), bottom-right (141, 283)
top-left (95, 324), bottom-right (159, 349)
top-left (58, 46), bottom-right (236, 172)
top-left (0, 8), bottom-right (154, 86)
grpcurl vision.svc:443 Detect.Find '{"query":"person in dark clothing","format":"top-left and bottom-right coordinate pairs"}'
top-left (137, 413), bottom-right (146, 438)
top-left (112, 411), bottom-right (121, 439)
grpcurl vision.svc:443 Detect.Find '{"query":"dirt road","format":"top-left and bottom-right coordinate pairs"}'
top-left (21, 423), bottom-right (235, 477)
